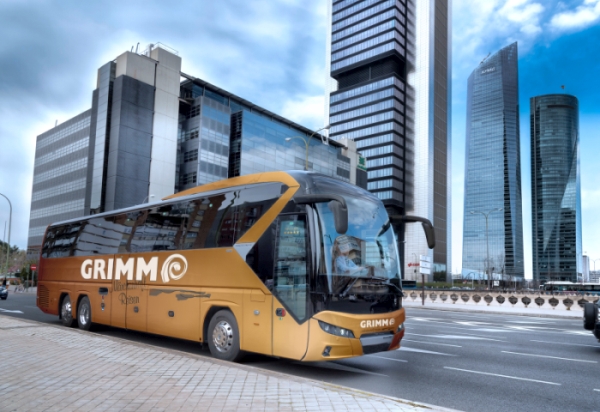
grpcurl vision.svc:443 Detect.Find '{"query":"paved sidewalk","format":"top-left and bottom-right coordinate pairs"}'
top-left (1, 315), bottom-right (456, 412)
top-left (403, 299), bottom-right (583, 318)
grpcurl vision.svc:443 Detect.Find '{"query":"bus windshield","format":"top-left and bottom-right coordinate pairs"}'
top-left (315, 195), bottom-right (401, 295)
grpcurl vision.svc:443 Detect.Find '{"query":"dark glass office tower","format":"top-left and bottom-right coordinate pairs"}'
top-left (327, 0), bottom-right (451, 280)
top-left (462, 42), bottom-right (524, 280)
top-left (530, 94), bottom-right (581, 282)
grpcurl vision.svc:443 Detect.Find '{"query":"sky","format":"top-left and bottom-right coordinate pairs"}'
top-left (1, 0), bottom-right (599, 277)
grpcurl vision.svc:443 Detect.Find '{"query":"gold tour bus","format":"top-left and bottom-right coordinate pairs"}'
top-left (37, 171), bottom-right (434, 362)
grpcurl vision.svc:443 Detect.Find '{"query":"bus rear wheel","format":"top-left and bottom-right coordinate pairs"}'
top-left (207, 310), bottom-right (244, 362)
top-left (78, 296), bottom-right (92, 331)
top-left (60, 295), bottom-right (75, 327)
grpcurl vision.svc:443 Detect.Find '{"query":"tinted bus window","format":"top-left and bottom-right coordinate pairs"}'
top-left (73, 216), bottom-right (131, 256)
top-left (183, 183), bottom-right (283, 250)
top-left (129, 201), bottom-right (195, 252)
top-left (215, 183), bottom-right (283, 246)
top-left (42, 224), bottom-right (81, 258)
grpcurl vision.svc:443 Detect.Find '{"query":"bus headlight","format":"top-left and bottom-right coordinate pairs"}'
top-left (318, 320), bottom-right (355, 338)
top-left (397, 323), bottom-right (404, 333)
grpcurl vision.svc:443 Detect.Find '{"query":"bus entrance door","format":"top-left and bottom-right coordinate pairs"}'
top-left (110, 254), bottom-right (147, 332)
top-left (272, 214), bottom-right (310, 360)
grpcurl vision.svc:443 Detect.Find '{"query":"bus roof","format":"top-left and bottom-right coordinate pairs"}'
top-left (45, 171), bottom-right (377, 229)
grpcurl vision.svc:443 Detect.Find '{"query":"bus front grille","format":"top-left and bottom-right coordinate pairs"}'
top-left (360, 331), bottom-right (394, 354)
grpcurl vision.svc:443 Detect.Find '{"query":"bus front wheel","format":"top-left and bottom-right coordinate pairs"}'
top-left (60, 295), bottom-right (75, 327)
top-left (207, 310), bottom-right (244, 362)
top-left (78, 296), bottom-right (92, 331)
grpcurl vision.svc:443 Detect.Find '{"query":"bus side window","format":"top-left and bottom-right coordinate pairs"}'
top-left (130, 203), bottom-right (193, 252)
top-left (43, 224), bottom-right (81, 258)
top-left (73, 216), bottom-right (129, 256)
top-left (246, 222), bottom-right (276, 290)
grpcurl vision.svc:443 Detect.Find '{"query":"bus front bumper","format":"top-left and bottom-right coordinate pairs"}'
top-left (302, 310), bottom-right (405, 361)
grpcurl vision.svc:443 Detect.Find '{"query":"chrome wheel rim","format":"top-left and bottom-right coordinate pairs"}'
top-left (79, 303), bottom-right (89, 325)
top-left (62, 300), bottom-right (72, 320)
top-left (212, 320), bottom-right (233, 353)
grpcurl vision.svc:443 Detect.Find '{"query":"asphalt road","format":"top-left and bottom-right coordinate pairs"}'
top-left (2, 292), bottom-right (599, 412)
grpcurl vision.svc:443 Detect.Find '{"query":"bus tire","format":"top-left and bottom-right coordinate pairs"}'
top-left (584, 303), bottom-right (598, 331)
top-left (60, 295), bottom-right (75, 327)
top-left (207, 310), bottom-right (244, 362)
top-left (77, 296), bottom-right (92, 331)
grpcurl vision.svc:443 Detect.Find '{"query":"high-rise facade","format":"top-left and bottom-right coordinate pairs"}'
top-left (326, 0), bottom-right (451, 281)
top-left (462, 42), bottom-right (524, 280)
top-left (28, 45), bottom-right (362, 258)
top-left (28, 110), bottom-right (92, 252)
top-left (530, 94), bottom-right (581, 282)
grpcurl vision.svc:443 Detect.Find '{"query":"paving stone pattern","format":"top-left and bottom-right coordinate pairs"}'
top-left (1, 315), bottom-right (451, 412)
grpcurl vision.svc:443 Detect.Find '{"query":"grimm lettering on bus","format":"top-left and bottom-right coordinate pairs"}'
top-left (80, 254), bottom-right (188, 283)
top-left (360, 318), bottom-right (395, 328)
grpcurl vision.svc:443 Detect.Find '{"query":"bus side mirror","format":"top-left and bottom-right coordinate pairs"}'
top-left (388, 214), bottom-right (436, 249)
top-left (328, 200), bottom-right (348, 235)
top-left (294, 194), bottom-right (348, 235)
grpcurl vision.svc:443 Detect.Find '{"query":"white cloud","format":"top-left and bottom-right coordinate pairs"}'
top-left (550, 0), bottom-right (600, 30)
top-left (280, 95), bottom-right (325, 131)
top-left (453, 0), bottom-right (544, 75)
top-left (499, 0), bottom-right (544, 25)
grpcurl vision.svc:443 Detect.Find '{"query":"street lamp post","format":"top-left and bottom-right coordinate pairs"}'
top-left (467, 272), bottom-right (477, 289)
top-left (592, 259), bottom-right (600, 283)
top-left (0, 193), bottom-right (12, 277)
top-left (470, 207), bottom-right (503, 290)
top-left (285, 125), bottom-right (330, 171)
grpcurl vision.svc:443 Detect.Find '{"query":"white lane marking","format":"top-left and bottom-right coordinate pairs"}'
top-left (407, 308), bottom-right (555, 322)
top-left (403, 339), bottom-right (462, 348)
top-left (506, 320), bottom-right (555, 324)
top-left (530, 339), bottom-right (600, 348)
top-left (370, 355), bottom-right (408, 363)
top-left (444, 367), bottom-right (561, 386)
top-left (594, 389), bottom-right (600, 392)
top-left (408, 332), bottom-right (506, 342)
top-left (501, 351), bottom-right (598, 364)
top-left (399, 347), bottom-right (456, 356)
top-left (473, 328), bottom-right (511, 333)
top-left (407, 321), bottom-right (510, 336)
top-left (0, 308), bottom-right (24, 314)
top-left (409, 321), bottom-right (585, 338)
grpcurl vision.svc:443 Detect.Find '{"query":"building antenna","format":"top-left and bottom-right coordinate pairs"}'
top-left (131, 46), bottom-right (134, 52)
top-left (55, 120), bottom-right (58, 127)
top-left (135, 42), bottom-right (140, 54)
top-left (480, 52), bottom-right (490, 64)
top-left (561, 85), bottom-right (565, 93)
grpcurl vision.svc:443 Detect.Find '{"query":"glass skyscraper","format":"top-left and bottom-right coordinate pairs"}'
top-left (462, 42), bottom-right (524, 280)
top-left (530, 94), bottom-right (582, 282)
top-left (327, 0), bottom-right (451, 281)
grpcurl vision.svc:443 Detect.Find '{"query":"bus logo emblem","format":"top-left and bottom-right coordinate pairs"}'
top-left (161, 254), bottom-right (188, 282)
